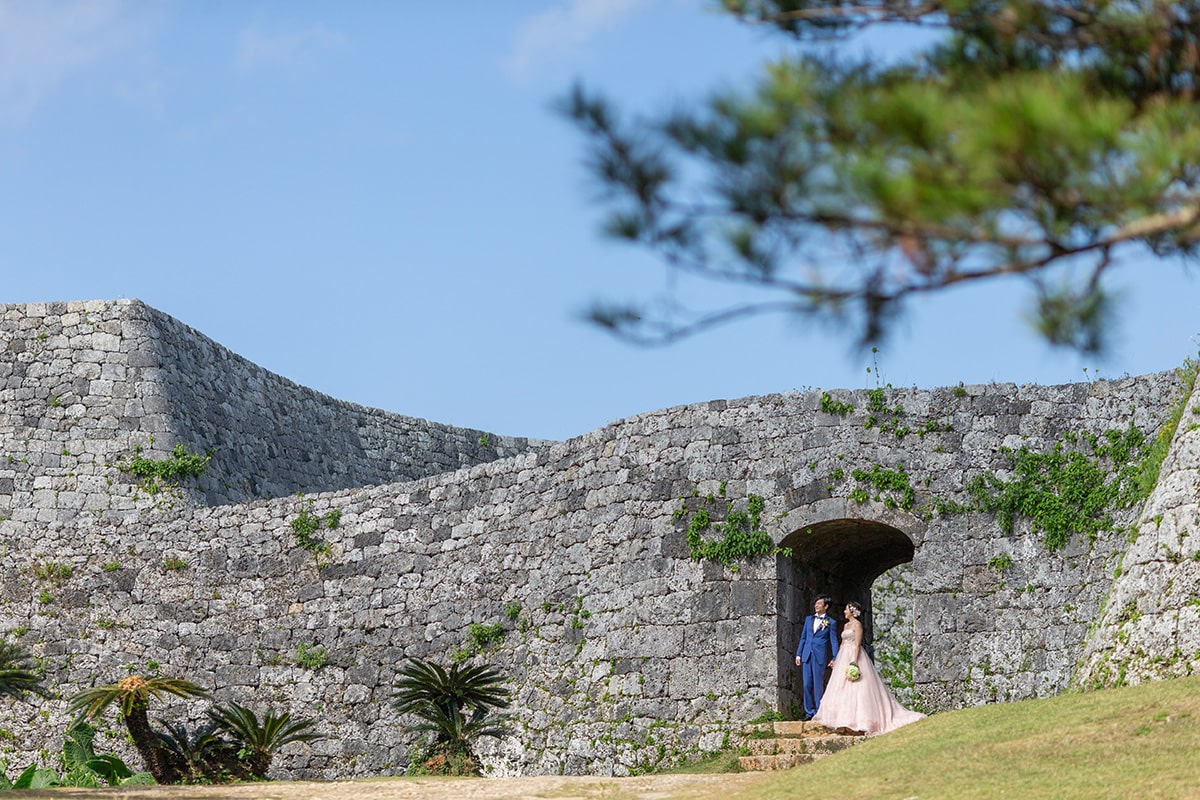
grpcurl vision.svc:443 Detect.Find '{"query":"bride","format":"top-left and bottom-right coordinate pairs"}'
top-left (812, 601), bottom-right (925, 735)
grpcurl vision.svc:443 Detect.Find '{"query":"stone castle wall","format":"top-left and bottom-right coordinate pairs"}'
top-left (0, 299), bottom-right (546, 524)
top-left (1076, 375), bottom-right (1200, 688)
top-left (1, 299), bottom-right (1197, 779)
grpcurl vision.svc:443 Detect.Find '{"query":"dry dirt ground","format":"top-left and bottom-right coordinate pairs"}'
top-left (16, 773), bottom-right (774, 800)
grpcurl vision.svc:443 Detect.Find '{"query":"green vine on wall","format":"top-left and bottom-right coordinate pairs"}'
top-left (864, 387), bottom-right (908, 437)
top-left (674, 485), bottom-right (791, 569)
top-left (961, 354), bottom-right (1199, 551)
top-left (818, 392), bottom-right (854, 416)
top-left (1132, 354), bottom-right (1200, 498)
top-left (816, 356), bottom-right (1197, 557)
top-left (966, 424), bottom-right (1147, 551)
top-left (291, 497), bottom-right (340, 559)
top-left (450, 601), bottom-right (529, 663)
top-left (850, 464), bottom-right (916, 511)
top-left (120, 443), bottom-right (212, 495)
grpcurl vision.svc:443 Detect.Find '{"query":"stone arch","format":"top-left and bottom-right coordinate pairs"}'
top-left (773, 500), bottom-right (922, 715)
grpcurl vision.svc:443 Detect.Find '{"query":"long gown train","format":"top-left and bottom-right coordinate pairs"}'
top-left (812, 627), bottom-right (924, 735)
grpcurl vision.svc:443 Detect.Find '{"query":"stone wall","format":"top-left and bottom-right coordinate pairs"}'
top-left (1075, 374), bottom-right (1200, 687)
top-left (1, 300), bottom-right (1195, 779)
top-left (0, 299), bottom-right (546, 524)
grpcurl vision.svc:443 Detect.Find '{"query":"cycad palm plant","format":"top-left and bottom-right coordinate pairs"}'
top-left (67, 675), bottom-right (208, 784)
top-left (0, 642), bottom-right (46, 700)
top-left (153, 719), bottom-right (236, 783)
top-left (207, 701), bottom-right (324, 779)
top-left (392, 659), bottom-right (511, 775)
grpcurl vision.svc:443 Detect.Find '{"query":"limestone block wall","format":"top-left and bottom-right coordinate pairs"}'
top-left (0, 354), bottom-right (1189, 778)
top-left (0, 300), bottom-right (546, 525)
top-left (0, 449), bottom-right (777, 778)
top-left (1076, 375), bottom-right (1200, 687)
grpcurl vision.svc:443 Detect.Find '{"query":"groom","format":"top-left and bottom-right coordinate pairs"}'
top-left (795, 594), bottom-right (839, 720)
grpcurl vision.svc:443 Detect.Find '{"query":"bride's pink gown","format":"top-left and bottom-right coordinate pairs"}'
top-left (812, 626), bottom-right (925, 735)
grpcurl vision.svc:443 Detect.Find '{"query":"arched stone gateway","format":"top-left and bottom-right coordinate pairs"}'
top-left (774, 500), bottom-right (922, 714)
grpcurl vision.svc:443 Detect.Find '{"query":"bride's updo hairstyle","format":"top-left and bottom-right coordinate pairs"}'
top-left (847, 601), bottom-right (863, 619)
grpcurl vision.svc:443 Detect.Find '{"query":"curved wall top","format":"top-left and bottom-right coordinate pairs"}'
top-left (0, 299), bottom-right (547, 523)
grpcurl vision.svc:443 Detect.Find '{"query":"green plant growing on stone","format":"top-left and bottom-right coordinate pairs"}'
top-left (967, 424), bottom-right (1148, 550)
top-left (818, 392), bottom-right (854, 416)
top-left (1133, 353), bottom-right (1200, 499)
top-left (453, 618), bottom-right (513, 663)
top-left (392, 659), bottom-right (511, 777)
top-left (162, 556), bottom-right (187, 571)
top-left (469, 623), bottom-right (505, 650)
top-left (987, 553), bottom-right (1014, 572)
top-left (851, 464), bottom-right (916, 511)
top-left (290, 498), bottom-right (336, 559)
top-left (102, 560), bottom-right (121, 572)
top-left (875, 641), bottom-right (915, 703)
top-left (676, 490), bottom-right (790, 569)
top-left (294, 642), bottom-right (329, 669)
top-left (120, 444), bottom-right (212, 496)
top-left (31, 560), bottom-right (72, 584)
top-left (917, 418), bottom-right (948, 438)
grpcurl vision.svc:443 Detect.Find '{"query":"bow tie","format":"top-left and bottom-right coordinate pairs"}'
top-left (816, 615), bottom-right (826, 619)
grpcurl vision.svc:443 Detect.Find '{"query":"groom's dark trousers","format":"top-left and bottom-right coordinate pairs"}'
top-left (796, 615), bottom-right (839, 718)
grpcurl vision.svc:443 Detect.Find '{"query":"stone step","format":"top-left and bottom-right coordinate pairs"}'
top-left (743, 720), bottom-right (845, 738)
top-left (737, 752), bottom-right (822, 771)
top-left (739, 719), bottom-right (825, 738)
top-left (738, 720), bottom-right (867, 772)
top-left (745, 734), bottom-right (860, 756)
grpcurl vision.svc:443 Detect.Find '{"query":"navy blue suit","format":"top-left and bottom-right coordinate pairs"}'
top-left (796, 614), bottom-right (839, 718)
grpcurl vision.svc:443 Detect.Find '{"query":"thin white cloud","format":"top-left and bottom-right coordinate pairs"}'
top-left (0, 0), bottom-right (142, 122)
top-left (504, 0), bottom-right (651, 82)
top-left (234, 25), bottom-right (348, 72)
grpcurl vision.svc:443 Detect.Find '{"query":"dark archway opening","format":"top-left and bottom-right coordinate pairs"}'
top-left (775, 518), bottom-right (915, 716)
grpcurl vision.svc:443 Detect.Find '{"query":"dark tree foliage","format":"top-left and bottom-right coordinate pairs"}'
top-left (563, 1), bottom-right (1200, 351)
top-left (0, 642), bottom-right (46, 701)
top-left (68, 677), bottom-right (323, 784)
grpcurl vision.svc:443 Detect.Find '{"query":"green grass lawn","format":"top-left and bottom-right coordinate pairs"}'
top-left (723, 674), bottom-right (1200, 800)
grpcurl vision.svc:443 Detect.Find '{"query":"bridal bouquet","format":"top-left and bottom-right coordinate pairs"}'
top-left (846, 662), bottom-right (861, 682)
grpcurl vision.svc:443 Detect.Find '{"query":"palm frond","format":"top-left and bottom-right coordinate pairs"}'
top-left (207, 701), bottom-right (324, 751)
top-left (406, 702), bottom-right (511, 747)
top-left (154, 719), bottom-right (235, 779)
top-left (0, 642), bottom-right (47, 700)
top-left (392, 658), bottom-right (511, 717)
top-left (67, 676), bottom-right (208, 721)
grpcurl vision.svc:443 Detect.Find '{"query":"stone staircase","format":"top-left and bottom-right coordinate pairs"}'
top-left (738, 720), bottom-right (864, 771)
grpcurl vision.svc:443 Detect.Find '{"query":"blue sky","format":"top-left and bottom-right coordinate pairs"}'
top-left (3, 1), bottom-right (1197, 442)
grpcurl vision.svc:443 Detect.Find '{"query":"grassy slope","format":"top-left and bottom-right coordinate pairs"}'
top-left (721, 675), bottom-right (1200, 800)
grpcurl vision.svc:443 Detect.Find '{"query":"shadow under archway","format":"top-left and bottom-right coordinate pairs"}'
top-left (776, 517), bottom-right (915, 716)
